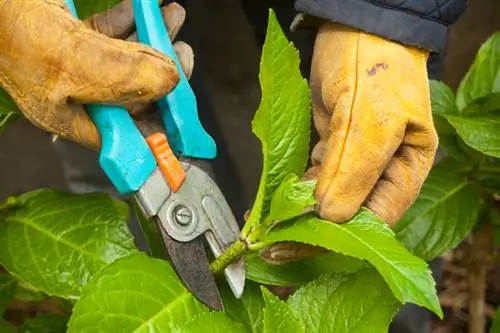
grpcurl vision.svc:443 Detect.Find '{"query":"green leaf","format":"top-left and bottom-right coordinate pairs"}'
top-left (476, 156), bottom-right (500, 194)
top-left (219, 279), bottom-right (264, 333)
top-left (262, 288), bottom-right (304, 333)
top-left (261, 209), bottom-right (442, 317)
top-left (68, 253), bottom-right (207, 332)
top-left (246, 251), bottom-right (365, 286)
top-left (174, 312), bottom-right (247, 333)
top-left (288, 268), bottom-right (401, 332)
top-left (0, 318), bottom-right (15, 333)
top-left (491, 308), bottom-right (500, 333)
top-left (395, 158), bottom-right (481, 260)
top-left (440, 33), bottom-right (500, 158)
top-left (429, 80), bottom-right (483, 161)
top-left (438, 134), bottom-right (484, 163)
top-left (0, 89), bottom-right (21, 134)
top-left (243, 9), bottom-right (311, 233)
top-left (430, 80), bottom-right (458, 117)
top-left (267, 174), bottom-right (316, 223)
top-left (0, 274), bottom-right (16, 312)
top-left (0, 189), bottom-right (136, 300)
top-left (20, 314), bottom-right (69, 333)
top-left (457, 32), bottom-right (500, 114)
top-left (73, 0), bottom-right (121, 18)
top-left (445, 114), bottom-right (500, 158)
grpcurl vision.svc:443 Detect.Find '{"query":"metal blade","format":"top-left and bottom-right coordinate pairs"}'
top-left (160, 228), bottom-right (223, 310)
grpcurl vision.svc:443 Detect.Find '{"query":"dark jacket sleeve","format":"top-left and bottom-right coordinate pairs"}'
top-left (294, 0), bottom-right (468, 54)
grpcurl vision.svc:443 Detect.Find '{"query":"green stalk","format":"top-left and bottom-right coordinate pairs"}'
top-left (245, 222), bottom-right (271, 245)
top-left (210, 239), bottom-right (247, 275)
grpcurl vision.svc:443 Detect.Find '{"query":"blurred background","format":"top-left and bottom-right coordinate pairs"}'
top-left (1, 0), bottom-right (499, 331)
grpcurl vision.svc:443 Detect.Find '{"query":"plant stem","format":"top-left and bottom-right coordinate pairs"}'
top-left (467, 225), bottom-right (493, 333)
top-left (210, 239), bottom-right (247, 275)
top-left (246, 220), bottom-right (273, 245)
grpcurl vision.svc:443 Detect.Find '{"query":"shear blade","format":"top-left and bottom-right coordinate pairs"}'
top-left (161, 231), bottom-right (223, 310)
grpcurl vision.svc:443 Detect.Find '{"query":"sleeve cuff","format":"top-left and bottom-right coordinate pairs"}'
top-left (294, 0), bottom-right (449, 53)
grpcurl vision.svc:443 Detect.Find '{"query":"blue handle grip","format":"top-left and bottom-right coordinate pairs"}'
top-left (65, 0), bottom-right (156, 194)
top-left (133, 0), bottom-right (217, 159)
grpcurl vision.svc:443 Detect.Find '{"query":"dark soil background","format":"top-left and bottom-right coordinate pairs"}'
top-left (1, 0), bottom-right (500, 331)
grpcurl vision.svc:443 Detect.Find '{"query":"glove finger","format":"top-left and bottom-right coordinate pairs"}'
top-left (259, 242), bottom-right (327, 265)
top-left (31, 104), bottom-right (102, 151)
top-left (82, 0), bottom-right (162, 39)
top-left (315, 106), bottom-right (406, 223)
top-left (70, 115), bottom-right (164, 151)
top-left (126, 41), bottom-right (194, 116)
top-left (63, 27), bottom-right (179, 105)
top-left (365, 133), bottom-right (437, 226)
top-left (126, 2), bottom-right (186, 42)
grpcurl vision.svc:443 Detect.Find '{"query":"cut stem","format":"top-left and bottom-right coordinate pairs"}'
top-left (210, 239), bottom-right (247, 275)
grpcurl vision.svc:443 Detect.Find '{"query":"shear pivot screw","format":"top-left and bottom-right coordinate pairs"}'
top-left (173, 205), bottom-right (193, 226)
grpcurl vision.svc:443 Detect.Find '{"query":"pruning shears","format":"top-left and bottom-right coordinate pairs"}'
top-left (65, 0), bottom-right (245, 310)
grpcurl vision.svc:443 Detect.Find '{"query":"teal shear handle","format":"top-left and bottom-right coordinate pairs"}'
top-left (65, 0), bottom-right (156, 195)
top-left (133, 0), bottom-right (217, 159)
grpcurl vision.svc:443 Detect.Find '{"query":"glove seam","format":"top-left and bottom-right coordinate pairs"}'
top-left (0, 71), bottom-right (68, 137)
top-left (318, 32), bottom-right (361, 209)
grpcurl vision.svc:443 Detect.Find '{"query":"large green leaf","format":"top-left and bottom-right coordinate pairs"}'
top-left (430, 80), bottom-right (458, 117)
top-left (20, 315), bottom-right (69, 333)
top-left (0, 89), bottom-right (21, 134)
top-left (73, 0), bottom-right (121, 18)
top-left (395, 158), bottom-right (481, 260)
top-left (174, 312), bottom-right (247, 333)
top-left (0, 189), bottom-right (136, 299)
top-left (219, 279), bottom-right (264, 333)
top-left (430, 80), bottom-right (483, 162)
top-left (0, 274), bottom-right (16, 312)
top-left (257, 269), bottom-right (400, 333)
top-left (246, 251), bottom-right (365, 286)
top-left (261, 209), bottom-right (442, 317)
top-left (476, 157), bottom-right (500, 194)
top-left (262, 288), bottom-right (304, 333)
top-left (287, 269), bottom-right (400, 332)
top-left (267, 174), bottom-right (316, 224)
top-left (434, 33), bottom-right (500, 158)
top-left (68, 253), bottom-right (207, 332)
top-left (243, 9), bottom-right (311, 233)
top-left (457, 32), bottom-right (500, 114)
top-left (445, 114), bottom-right (500, 158)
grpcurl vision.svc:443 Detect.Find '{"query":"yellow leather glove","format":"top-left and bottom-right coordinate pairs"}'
top-left (0, 0), bottom-right (192, 150)
top-left (306, 22), bottom-right (438, 227)
top-left (260, 22), bottom-right (438, 264)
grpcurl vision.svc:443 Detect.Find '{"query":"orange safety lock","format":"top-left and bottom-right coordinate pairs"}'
top-left (146, 133), bottom-right (186, 192)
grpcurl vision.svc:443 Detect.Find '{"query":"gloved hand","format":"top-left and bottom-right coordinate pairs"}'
top-left (306, 22), bottom-right (438, 226)
top-left (0, 0), bottom-right (193, 150)
top-left (260, 22), bottom-right (438, 264)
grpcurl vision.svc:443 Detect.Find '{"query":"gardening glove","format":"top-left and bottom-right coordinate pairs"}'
top-left (306, 22), bottom-right (438, 226)
top-left (0, 0), bottom-right (193, 151)
top-left (260, 22), bottom-right (438, 264)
